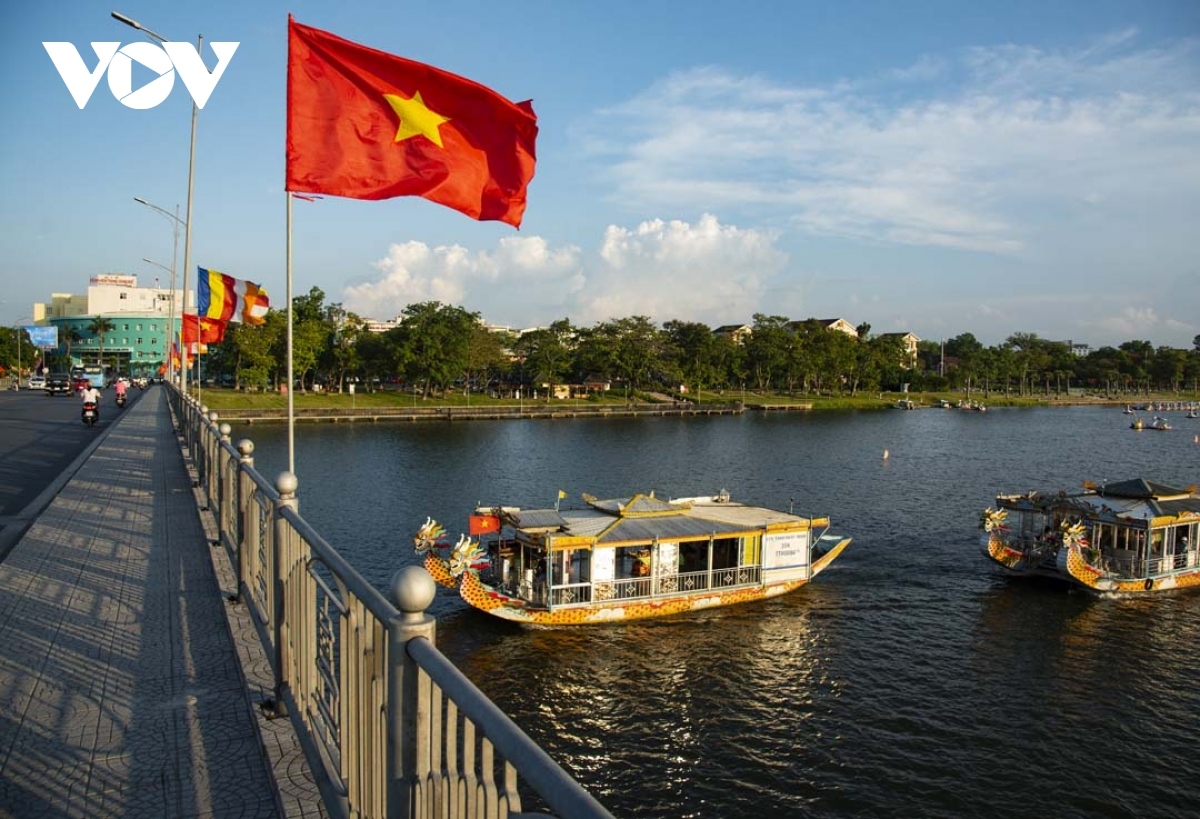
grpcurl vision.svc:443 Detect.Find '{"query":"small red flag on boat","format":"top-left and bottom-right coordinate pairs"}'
top-left (469, 515), bottom-right (500, 535)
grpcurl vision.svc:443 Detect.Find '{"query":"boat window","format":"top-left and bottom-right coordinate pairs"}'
top-left (679, 542), bottom-right (708, 574)
top-left (616, 546), bottom-right (652, 579)
top-left (554, 549), bottom-right (590, 585)
top-left (712, 537), bottom-right (740, 570)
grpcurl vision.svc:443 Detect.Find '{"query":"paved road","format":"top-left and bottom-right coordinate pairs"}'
top-left (0, 386), bottom-right (147, 558)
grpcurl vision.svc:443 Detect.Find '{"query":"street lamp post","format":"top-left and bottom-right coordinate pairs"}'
top-left (114, 11), bottom-right (200, 396)
top-left (142, 256), bottom-right (176, 380)
top-left (13, 316), bottom-right (31, 391)
top-left (134, 197), bottom-right (183, 384)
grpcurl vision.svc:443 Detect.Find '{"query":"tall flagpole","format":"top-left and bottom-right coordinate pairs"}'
top-left (181, 34), bottom-right (201, 397)
top-left (286, 192), bottom-right (295, 474)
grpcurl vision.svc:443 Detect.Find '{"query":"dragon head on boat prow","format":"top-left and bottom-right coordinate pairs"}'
top-left (979, 508), bottom-right (1009, 533)
top-left (413, 518), bottom-right (489, 587)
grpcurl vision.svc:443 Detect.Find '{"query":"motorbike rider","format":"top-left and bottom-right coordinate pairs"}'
top-left (80, 383), bottom-right (102, 419)
top-left (114, 377), bottom-right (128, 403)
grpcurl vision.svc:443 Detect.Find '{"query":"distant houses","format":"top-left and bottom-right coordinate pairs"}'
top-left (710, 317), bottom-right (920, 369)
top-left (879, 331), bottom-right (920, 369)
top-left (813, 318), bottom-right (859, 337)
top-left (713, 324), bottom-right (752, 345)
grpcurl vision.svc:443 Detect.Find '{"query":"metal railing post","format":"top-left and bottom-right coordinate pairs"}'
top-left (272, 471), bottom-right (299, 713)
top-left (206, 412), bottom-right (220, 507)
top-left (386, 567), bottom-right (437, 819)
top-left (217, 422), bottom-right (231, 533)
top-left (234, 439), bottom-right (255, 603)
top-left (195, 405), bottom-right (208, 477)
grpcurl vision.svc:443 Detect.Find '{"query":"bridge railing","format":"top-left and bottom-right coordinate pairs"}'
top-left (169, 387), bottom-right (612, 819)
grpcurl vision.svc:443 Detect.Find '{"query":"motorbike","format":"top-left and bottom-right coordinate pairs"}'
top-left (82, 401), bottom-right (98, 427)
top-left (116, 392), bottom-right (127, 409)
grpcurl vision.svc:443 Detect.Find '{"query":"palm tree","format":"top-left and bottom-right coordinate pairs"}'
top-left (87, 317), bottom-right (115, 372)
top-left (60, 326), bottom-right (83, 368)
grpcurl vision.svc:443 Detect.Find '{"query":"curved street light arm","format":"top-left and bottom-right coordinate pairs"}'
top-left (111, 11), bottom-right (167, 43)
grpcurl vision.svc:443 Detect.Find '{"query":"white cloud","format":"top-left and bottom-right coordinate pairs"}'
top-left (1094, 306), bottom-right (1196, 343)
top-left (583, 34), bottom-right (1200, 258)
top-left (577, 213), bottom-right (787, 325)
top-left (342, 215), bottom-right (787, 329)
top-left (341, 238), bottom-right (583, 324)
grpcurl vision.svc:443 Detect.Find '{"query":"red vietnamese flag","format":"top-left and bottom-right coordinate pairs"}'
top-left (286, 17), bottom-right (538, 228)
top-left (182, 313), bottom-right (227, 345)
top-left (468, 515), bottom-right (501, 535)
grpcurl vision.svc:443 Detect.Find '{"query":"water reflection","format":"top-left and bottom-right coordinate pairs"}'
top-left (241, 406), bottom-right (1200, 818)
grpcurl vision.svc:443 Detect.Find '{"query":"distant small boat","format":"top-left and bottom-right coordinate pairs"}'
top-left (1130, 417), bottom-right (1144, 430)
top-left (894, 399), bottom-right (918, 410)
top-left (1123, 405), bottom-right (1135, 415)
top-left (1148, 416), bottom-right (1172, 431)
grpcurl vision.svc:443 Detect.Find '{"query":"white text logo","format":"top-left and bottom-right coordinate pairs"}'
top-left (43, 41), bottom-right (239, 109)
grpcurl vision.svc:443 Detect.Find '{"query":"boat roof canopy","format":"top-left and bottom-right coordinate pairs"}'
top-left (1095, 478), bottom-right (1195, 501)
top-left (999, 478), bottom-right (1200, 524)
top-left (503, 491), bottom-right (820, 547)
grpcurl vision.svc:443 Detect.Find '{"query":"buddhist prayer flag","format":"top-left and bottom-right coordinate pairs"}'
top-left (285, 17), bottom-right (538, 228)
top-left (468, 515), bottom-right (501, 535)
top-left (198, 267), bottom-right (270, 325)
top-left (181, 313), bottom-right (227, 344)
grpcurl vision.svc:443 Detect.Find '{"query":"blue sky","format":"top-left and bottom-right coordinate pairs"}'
top-left (3, 0), bottom-right (1198, 349)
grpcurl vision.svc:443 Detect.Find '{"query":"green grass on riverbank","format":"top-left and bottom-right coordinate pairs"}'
top-left (188, 386), bottom-right (1195, 414)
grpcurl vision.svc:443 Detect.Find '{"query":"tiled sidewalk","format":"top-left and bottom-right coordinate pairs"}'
top-left (0, 389), bottom-right (323, 819)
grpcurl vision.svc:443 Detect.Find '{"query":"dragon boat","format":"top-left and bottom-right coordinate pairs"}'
top-left (979, 479), bottom-right (1200, 594)
top-left (414, 490), bottom-right (851, 625)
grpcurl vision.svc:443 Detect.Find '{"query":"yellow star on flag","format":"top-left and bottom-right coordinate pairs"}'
top-left (383, 91), bottom-right (450, 147)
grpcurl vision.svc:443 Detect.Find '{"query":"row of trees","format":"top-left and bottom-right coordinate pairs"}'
top-left (5, 291), bottom-right (1198, 397)
top-left (196, 288), bottom-right (1200, 398)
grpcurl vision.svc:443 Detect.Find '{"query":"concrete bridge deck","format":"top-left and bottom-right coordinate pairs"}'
top-left (0, 389), bottom-right (322, 819)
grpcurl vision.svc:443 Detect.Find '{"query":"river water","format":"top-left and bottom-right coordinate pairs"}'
top-left (239, 406), bottom-right (1200, 818)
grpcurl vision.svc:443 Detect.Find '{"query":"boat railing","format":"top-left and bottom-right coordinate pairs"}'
top-left (551, 566), bottom-right (762, 608)
top-left (1098, 552), bottom-right (1195, 578)
top-left (171, 387), bottom-right (613, 819)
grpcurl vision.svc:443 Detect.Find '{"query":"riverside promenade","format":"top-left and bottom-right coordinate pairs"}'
top-left (0, 389), bottom-right (322, 818)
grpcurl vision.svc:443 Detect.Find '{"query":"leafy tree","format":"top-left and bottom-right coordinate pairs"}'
top-left (663, 320), bottom-right (721, 396)
top-left (606, 316), bottom-right (669, 398)
top-left (867, 334), bottom-right (906, 391)
top-left (0, 326), bottom-right (30, 378)
top-left (354, 329), bottom-right (393, 389)
top-left (217, 312), bottom-right (281, 390)
top-left (515, 319), bottom-right (575, 400)
top-left (744, 314), bottom-right (792, 391)
top-left (1150, 346), bottom-right (1187, 392)
top-left (463, 324), bottom-right (510, 396)
top-left (394, 302), bottom-right (478, 397)
top-left (321, 303), bottom-right (367, 392)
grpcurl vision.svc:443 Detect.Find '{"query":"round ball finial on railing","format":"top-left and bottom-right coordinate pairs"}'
top-left (390, 566), bottom-right (437, 620)
top-left (209, 411), bottom-right (219, 423)
top-left (237, 439), bottom-right (255, 457)
top-left (219, 422), bottom-right (232, 439)
top-left (275, 471), bottom-right (298, 498)
top-left (200, 405), bottom-right (209, 415)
